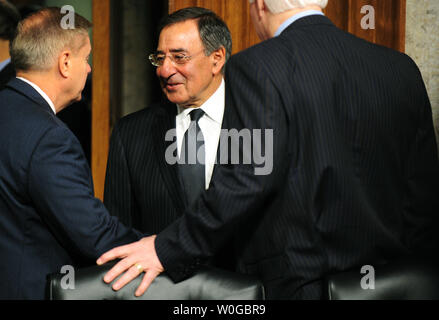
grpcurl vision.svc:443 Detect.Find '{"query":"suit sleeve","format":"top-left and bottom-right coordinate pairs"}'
top-left (104, 123), bottom-right (137, 227)
top-left (155, 52), bottom-right (293, 281)
top-left (28, 124), bottom-right (141, 260)
top-left (403, 60), bottom-right (439, 253)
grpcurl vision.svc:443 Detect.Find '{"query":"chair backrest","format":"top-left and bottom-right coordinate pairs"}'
top-left (324, 257), bottom-right (439, 300)
top-left (46, 262), bottom-right (265, 300)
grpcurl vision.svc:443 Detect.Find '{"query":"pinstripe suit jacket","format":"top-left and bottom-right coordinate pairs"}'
top-left (104, 100), bottom-right (235, 270)
top-left (104, 100), bottom-right (186, 234)
top-left (154, 15), bottom-right (439, 299)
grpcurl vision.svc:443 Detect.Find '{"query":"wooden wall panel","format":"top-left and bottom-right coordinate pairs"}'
top-left (326, 0), bottom-right (406, 52)
top-left (169, 0), bottom-right (406, 53)
top-left (92, 0), bottom-right (110, 200)
top-left (169, 0), bottom-right (260, 54)
top-left (323, 0), bottom-right (350, 31)
top-left (348, 0), bottom-right (378, 44)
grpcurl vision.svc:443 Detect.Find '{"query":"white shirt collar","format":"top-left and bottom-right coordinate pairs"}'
top-left (16, 77), bottom-right (57, 114)
top-left (176, 78), bottom-right (225, 124)
top-left (175, 78), bottom-right (225, 190)
top-left (274, 10), bottom-right (325, 37)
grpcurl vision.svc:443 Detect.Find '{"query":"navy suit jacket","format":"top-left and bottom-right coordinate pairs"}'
top-left (154, 15), bottom-right (439, 299)
top-left (0, 62), bottom-right (15, 89)
top-left (0, 78), bottom-right (140, 299)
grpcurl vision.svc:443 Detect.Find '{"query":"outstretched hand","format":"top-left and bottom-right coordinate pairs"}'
top-left (96, 235), bottom-right (164, 297)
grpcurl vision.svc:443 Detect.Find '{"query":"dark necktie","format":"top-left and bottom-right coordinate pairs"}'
top-left (179, 108), bottom-right (205, 207)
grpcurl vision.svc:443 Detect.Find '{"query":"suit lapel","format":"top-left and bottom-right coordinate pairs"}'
top-left (152, 101), bottom-right (187, 213)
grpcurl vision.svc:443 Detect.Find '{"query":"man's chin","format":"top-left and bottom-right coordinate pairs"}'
top-left (64, 94), bottom-right (83, 109)
top-left (165, 93), bottom-right (188, 106)
top-left (70, 94), bottom-right (83, 105)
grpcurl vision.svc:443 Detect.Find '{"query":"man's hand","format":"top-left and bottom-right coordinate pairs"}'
top-left (96, 235), bottom-right (164, 297)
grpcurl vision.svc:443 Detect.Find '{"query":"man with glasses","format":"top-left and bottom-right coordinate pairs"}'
top-left (103, 7), bottom-right (233, 293)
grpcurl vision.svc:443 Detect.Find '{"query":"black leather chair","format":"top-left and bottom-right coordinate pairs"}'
top-left (46, 263), bottom-right (265, 300)
top-left (324, 257), bottom-right (439, 300)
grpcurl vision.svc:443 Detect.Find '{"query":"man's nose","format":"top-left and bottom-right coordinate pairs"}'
top-left (157, 56), bottom-right (177, 78)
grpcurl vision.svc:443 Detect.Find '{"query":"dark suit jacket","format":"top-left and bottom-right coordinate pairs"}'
top-left (0, 79), bottom-right (140, 300)
top-left (0, 63), bottom-right (91, 163)
top-left (104, 101), bottom-right (185, 233)
top-left (0, 62), bottom-right (15, 89)
top-left (154, 15), bottom-right (439, 299)
top-left (104, 101), bottom-right (234, 270)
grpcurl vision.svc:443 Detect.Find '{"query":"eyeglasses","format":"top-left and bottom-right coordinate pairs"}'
top-left (148, 50), bottom-right (205, 67)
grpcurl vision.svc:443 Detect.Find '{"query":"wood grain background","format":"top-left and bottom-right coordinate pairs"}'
top-left (169, 0), bottom-right (406, 52)
top-left (92, 0), bottom-right (110, 199)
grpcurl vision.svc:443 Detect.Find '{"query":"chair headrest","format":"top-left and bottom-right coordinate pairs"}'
top-left (46, 262), bottom-right (265, 300)
top-left (324, 257), bottom-right (439, 300)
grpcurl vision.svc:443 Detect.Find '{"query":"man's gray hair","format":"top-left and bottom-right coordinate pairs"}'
top-left (249, 0), bottom-right (328, 14)
top-left (159, 7), bottom-right (232, 72)
top-left (10, 7), bottom-right (92, 72)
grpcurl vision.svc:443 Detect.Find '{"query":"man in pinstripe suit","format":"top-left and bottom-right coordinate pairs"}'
top-left (101, 8), bottom-right (233, 296)
top-left (99, 0), bottom-right (439, 299)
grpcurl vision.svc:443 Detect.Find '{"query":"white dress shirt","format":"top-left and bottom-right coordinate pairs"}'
top-left (16, 77), bottom-right (57, 114)
top-left (176, 78), bottom-right (225, 190)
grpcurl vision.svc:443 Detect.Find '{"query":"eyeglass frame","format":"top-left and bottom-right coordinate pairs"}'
top-left (148, 49), bottom-right (207, 67)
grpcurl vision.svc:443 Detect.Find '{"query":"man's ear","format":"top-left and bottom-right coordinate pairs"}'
top-left (211, 46), bottom-right (226, 75)
top-left (58, 51), bottom-right (71, 78)
top-left (255, 0), bottom-right (267, 20)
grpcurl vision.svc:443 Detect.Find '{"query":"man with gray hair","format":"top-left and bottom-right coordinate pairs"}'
top-left (0, 7), bottom-right (140, 299)
top-left (99, 0), bottom-right (439, 299)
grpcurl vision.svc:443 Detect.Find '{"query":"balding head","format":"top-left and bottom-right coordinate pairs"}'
top-left (10, 7), bottom-right (92, 72)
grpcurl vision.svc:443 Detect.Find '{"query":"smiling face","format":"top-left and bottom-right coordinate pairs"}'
top-left (156, 19), bottom-right (222, 108)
